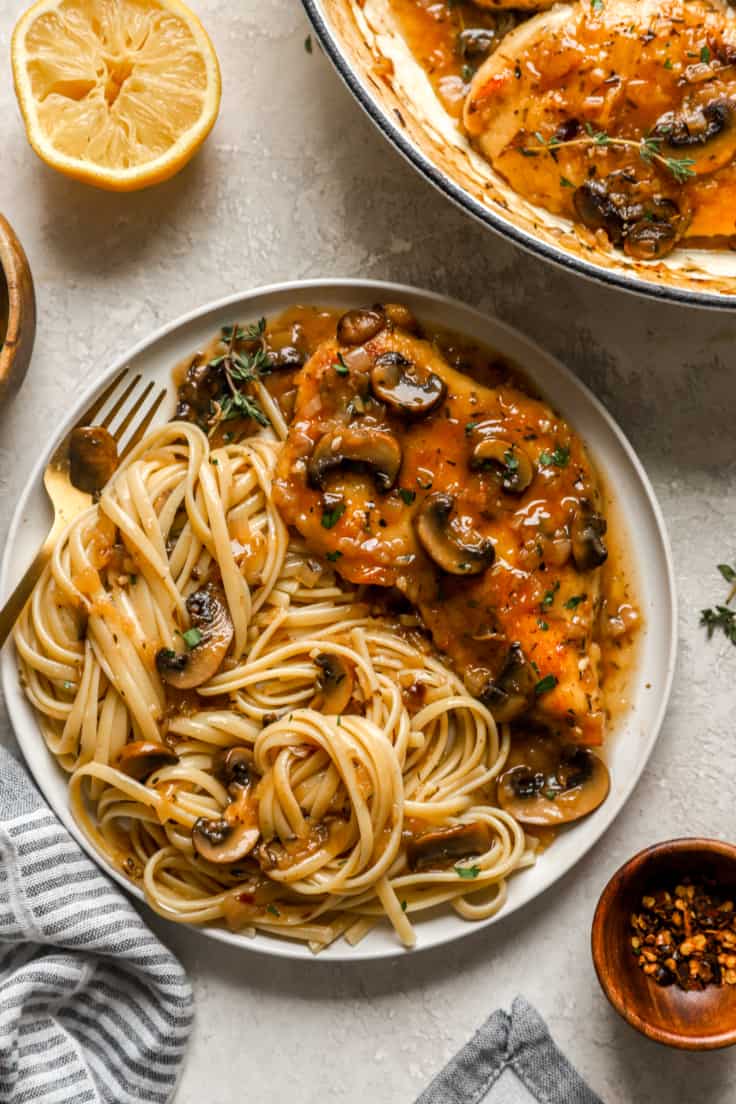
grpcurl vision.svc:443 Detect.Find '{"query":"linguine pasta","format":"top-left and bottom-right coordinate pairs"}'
top-left (15, 416), bottom-right (536, 951)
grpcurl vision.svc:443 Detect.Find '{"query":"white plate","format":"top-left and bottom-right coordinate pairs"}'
top-left (1, 279), bottom-right (677, 961)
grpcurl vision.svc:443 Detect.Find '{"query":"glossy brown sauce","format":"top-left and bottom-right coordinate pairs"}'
top-left (388, 0), bottom-right (517, 117)
top-left (173, 304), bottom-right (640, 754)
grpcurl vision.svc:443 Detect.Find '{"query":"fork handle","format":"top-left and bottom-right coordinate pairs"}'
top-left (0, 525), bottom-right (58, 649)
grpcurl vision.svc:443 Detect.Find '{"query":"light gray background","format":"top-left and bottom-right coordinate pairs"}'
top-left (0, 2), bottom-right (734, 1101)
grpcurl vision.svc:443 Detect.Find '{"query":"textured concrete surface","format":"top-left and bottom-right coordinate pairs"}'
top-left (1, 2), bottom-right (736, 1101)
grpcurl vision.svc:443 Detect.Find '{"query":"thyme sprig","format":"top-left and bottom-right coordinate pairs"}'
top-left (700, 562), bottom-right (736, 644)
top-left (521, 124), bottom-right (696, 184)
top-left (210, 318), bottom-right (271, 432)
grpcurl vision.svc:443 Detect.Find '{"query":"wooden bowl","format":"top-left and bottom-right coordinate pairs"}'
top-left (0, 214), bottom-right (36, 404)
top-left (592, 839), bottom-right (736, 1050)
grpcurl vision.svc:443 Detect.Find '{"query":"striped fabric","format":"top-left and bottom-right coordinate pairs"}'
top-left (0, 745), bottom-right (193, 1103)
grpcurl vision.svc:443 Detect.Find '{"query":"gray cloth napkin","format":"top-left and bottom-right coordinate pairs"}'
top-left (0, 745), bottom-right (193, 1104)
top-left (416, 996), bottom-right (602, 1104)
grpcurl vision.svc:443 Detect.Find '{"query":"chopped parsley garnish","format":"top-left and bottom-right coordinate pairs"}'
top-left (455, 865), bottom-right (481, 879)
top-left (541, 581), bottom-right (560, 609)
top-left (326, 550), bottom-right (343, 562)
top-left (537, 619), bottom-right (549, 631)
top-left (534, 674), bottom-right (559, 697)
top-left (663, 57), bottom-right (673, 70)
top-left (503, 449), bottom-right (519, 472)
top-left (564, 593), bottom-right (587, 610)
top-left (399, 488), bottom-right (417, 506)
top-left (461, 63), bottom-right (474, 82)
top-left (321, 502), bottom-right (346, 530)
top-left (591, 0), bottom-right (603, 10)
top-left (182, 627), bottom-right (202, 649)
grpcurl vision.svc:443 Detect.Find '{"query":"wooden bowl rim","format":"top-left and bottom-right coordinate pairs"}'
top-left (0, 214), bottom-right (34, 393)
top-left (592, 837), bottom-right (736, 1050)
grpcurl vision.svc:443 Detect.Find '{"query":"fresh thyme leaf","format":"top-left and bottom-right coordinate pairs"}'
top-left (401, 900), bottom-right (408, 912)
top-left (221, 391), bottom-right (269, 427)
top-left (665, 156), bottom-right (696, 183)
top-left (564, 593), bottom-right (587, 610)
top-left (538, 619), bottom-right (549, 631)
top-left (399, 488), bottom-right (417, 506)
top-left (700, 45), bottom-right (711, 63)
top-left (455, 864), bottom-right (481, 879)
top-left (560, 176), bottom-right (574, 188)
top-left (182, 627), bottom-right (202, 649)
top-left (663, 57), bottom-right (673, 69)
top-left (321, 502), bottom-right (346, 530)
top-left (503, 449), bottom-right (519, 472)
top-left (535, 673), bottom-right (559, 696)
top-left (333, 353), bottom-right (350, 376)
top-left (542, 788), bottom-right (558, 800)
top-left (267, 904), bottom-right (281, 917)
top-left (461, 63), bottom-right (474, 82)
top-left (465, 421), bottom-right (479, 436)
top-left (701, 605), bottom-right (736, 643)
top-left (718, 563), bottom-right (736, 584)
top-left (304, 35), bottom-right (313, 53)
top-left (539, 445), bottom-right (569, 468)
top-left (541, 581), bottom-right (560, 609)
top-left (326, 550), bottom-right (343, 562)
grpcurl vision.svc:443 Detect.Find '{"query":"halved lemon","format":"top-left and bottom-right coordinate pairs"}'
top-left (11, 0), bottom-right (221, 191)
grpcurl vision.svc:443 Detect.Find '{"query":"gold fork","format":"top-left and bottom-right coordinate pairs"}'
top-left (0, 369), bottom-right (168, 648)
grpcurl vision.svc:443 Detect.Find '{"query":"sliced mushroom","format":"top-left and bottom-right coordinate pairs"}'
top-left (312, 653), bottom-right (354, 715)
top-left (307, 425), bottom-right (402, 492)
top-left (381, 302), bottom-right (419, 332)
top-left (497, 742), bottom-right (610, 826)
top-left (479, 643), bottom-right (536, 722)
top-left (624, 219), bottom-right (678, 261)
top-left (213, 746), bottom-right (253, 792)
top-left (470, 438), bottom-right (534, 494)
top-left (370, 351), bottom-right (446, 418)
top-left (69, 426), bottom-right (119, 494)
top-left (571, 500), bottom-right (608, 572)
top-left (653, 98), bottom-right (736, 174)
top-left (336, 307), bottom-right (386, 346)
top-left (415, 493), bottom-right (495, 576)
top-left (116, 740), bottom-right (179, 781)
top-left (407, 821), bottom-right (492, 872)
top-left (192, 784), bottom-right (260, 864)
top-left (155, 583), bottom-right (234, 690)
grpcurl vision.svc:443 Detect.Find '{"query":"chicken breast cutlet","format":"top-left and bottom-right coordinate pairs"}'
top-left (274, 305), bottom-right (608, 745)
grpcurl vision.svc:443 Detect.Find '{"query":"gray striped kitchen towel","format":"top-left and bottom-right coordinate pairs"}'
top-left (0, 744), bottom-right (193, 1103)
top-left (416, 997), bottom-right (602, 1104)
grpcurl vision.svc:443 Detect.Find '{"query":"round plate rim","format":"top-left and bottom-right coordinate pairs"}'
top-left (302, 0), bottom-right (736, 312)
top-left (1, 277), bottom-right (678, 962)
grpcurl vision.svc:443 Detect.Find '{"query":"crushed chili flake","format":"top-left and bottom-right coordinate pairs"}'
top-left (630, 878), bottom-right (736, 991)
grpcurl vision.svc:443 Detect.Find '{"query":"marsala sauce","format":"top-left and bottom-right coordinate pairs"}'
top-left (387, 0), bottom-right (519, 117)
top-left (173, 304), bottom-right (642, 839)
